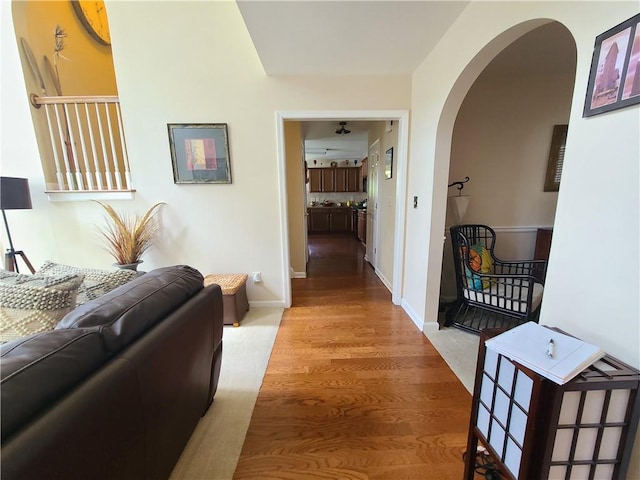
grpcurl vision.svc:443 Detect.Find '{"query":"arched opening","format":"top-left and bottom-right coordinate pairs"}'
top-left (428, 19), bottom-right (578, 331)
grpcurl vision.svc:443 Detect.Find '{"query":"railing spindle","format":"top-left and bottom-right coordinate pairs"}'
top-left (53, 104), bottom-right (75, 189)
top-left (104, 104), bottom-right (122, 190)
top-left (63, 103), bottom-right (84, 190)
top-left (95, 102), bottom-right (113, 190)
top-left (84, 103), bottom-right (104, 190)
top-left (32, 95), bottom-right (131, 192)
top-left (115, 103), bottom-right (131, 190)
top-left (74, 103), bottom-right (95, 190)
top-left (43, 105), bottom-right (65, 189)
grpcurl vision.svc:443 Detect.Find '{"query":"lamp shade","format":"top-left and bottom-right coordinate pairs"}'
top-left (1, 177), bottom-right (32, 210)
top-left (448, 195), bottom-right (470, 225)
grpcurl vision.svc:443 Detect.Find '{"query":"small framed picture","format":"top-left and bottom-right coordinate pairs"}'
top-left (385, 147), bottom-right (393, 179)
top-left (167, 123), bottom-right (232, 184)
top-left (583, 13), bottom-right (640, 117)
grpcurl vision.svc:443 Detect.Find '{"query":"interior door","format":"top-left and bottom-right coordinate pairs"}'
top-left (366, 139), bottom-right (379, 266)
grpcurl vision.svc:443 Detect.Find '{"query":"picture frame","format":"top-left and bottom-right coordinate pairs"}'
top-left (167, 123), bottom-right (232, 184)
top-left (385, 147), bottom-right (393, 179)
top-left (583, 13), bottom-right (640, 117)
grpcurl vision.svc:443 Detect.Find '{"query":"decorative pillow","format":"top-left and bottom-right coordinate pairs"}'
top-left (463, 243), bottom-right (493, 290)
top-left (0, 271), bottom-right (84, 343)
top-left (37, 261), bottom-right (137, 305)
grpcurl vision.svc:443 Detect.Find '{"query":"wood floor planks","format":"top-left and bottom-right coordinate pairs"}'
top-left (233, 234), bottom-right (472, 479)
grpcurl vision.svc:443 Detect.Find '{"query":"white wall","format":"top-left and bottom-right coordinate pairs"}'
top-left (407, 2), bottom-right (639, 474)
top-left (2, 1), bottom-right (411, 307)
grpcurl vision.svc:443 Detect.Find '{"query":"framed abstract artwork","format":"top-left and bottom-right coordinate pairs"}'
top-left (583, 13), bottom-right (640, 117)
top-left (385, 147), bottom-right (393, 180)
top-left (168, 123), bottom-right (232, 184)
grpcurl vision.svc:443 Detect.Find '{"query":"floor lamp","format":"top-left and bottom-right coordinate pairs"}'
top-left (1, 176), bottom-right (35, 274)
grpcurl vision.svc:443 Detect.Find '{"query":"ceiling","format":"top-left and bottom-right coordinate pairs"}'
top-left (301, 120), bottom-right (377, 162)
top-left (236, 1), bottom-right (470, 76)
top-left (236, 2), bottom-right (575, 162)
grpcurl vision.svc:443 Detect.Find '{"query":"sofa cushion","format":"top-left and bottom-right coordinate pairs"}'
top-left (0, 271), bottom-right (84, 343)
top-left (37, 261), bottom-right (137, 305)
top-left (56, 265), bottom-right (204, 355)
top-left (0, 328), bottom-right (107, 441)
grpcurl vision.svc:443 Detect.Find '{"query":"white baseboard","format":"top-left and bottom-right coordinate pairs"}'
top-left (249, 300), bottom-right (287, 309)
top-left (375, 268), bottom-right (392, 293)
top-left (292, 271), bottom-right (307, 279)
top-left (401, 299), bottom-right (424, 331)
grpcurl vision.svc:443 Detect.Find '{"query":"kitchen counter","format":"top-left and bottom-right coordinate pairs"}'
top-left (307, 207), bottom-right (352, 233)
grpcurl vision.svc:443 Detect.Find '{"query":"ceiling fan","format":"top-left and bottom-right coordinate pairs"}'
top-left (335, 121), bottom-right (351, 135)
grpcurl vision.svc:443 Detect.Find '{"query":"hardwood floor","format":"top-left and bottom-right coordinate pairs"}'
top-left (234, 234), bottom-right (472, 479)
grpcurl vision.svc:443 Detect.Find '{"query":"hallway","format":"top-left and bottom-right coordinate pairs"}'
top-left (234, 234), bottom-right (472, 479)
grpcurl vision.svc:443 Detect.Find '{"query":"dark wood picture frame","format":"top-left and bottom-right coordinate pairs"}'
top-left (168, 123), bottom-right (231, 184)
top-left (583, 13), bottom-right (640, 117)
top-left (544, 124), bottom-right (568, 192)
top-left (384, 147), bottom-right (393, 180)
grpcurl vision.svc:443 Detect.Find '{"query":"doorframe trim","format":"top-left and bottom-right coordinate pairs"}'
top-left (276, 110), bottom-right (409, 307)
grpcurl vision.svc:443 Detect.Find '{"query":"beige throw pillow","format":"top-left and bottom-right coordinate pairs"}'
top-left (37, 261), bottom-right (137, 305)
top-left (0, 271), bottom-right (84, 343)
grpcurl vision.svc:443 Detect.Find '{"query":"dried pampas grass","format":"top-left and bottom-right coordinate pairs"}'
top-left (95, 201), bottom-right (165, 265)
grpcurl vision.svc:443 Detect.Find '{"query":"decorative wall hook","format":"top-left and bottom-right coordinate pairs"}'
top-left (448, 176), bottom-right (470, 195)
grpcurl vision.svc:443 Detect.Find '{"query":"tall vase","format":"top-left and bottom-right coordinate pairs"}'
top-left (114, 260), bottom-right (143, 271)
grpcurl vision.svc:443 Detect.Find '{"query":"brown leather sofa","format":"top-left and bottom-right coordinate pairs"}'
top-left (0, 265), bottom-right (224, 480)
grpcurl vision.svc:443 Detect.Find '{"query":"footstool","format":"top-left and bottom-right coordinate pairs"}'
top-left (204, 273), bottom-right (249, 327)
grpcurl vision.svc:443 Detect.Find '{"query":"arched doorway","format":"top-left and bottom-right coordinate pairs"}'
top-left (425, 19), bottom-right (578, 329)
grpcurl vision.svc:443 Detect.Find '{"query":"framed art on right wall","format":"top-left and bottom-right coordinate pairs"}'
top-left (384, 147), bottom-right (393, 180)
top-left (583, 13), bottom-right (640, 117)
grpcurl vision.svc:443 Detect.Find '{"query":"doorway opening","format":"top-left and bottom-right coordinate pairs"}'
top-left (276, 110), bottom-right (409, 308)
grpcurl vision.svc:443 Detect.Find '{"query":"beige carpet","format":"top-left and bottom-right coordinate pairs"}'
top-left (423, 324), bottom-right (480, 393)
top-left (169, 308), bottom-right (478, 480)
top-left (170, 307), bottom-right (283, 480)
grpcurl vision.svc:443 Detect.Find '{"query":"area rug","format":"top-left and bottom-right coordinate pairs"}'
top-left (169, 307), bottom-right (283, 480)
top-left (424, 323), bottom-right (479, 393)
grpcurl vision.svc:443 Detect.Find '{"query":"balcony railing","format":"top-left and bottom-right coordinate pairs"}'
top-left (31, 94), bottom-right (132, 194)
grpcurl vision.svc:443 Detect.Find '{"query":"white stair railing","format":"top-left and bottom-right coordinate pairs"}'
top-left (31, 95), bottom-right (132, 192)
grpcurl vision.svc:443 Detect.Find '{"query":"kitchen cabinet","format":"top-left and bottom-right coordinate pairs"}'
top-left (357, 209), bottom-right (366, 243)
top-left (309, 169), bottom-right (335, 192)
top-left (309, 210), bottom-right (331, 232)
top-left (330, 210), bottom-right (351, 232)
top-left (309, 168), bottom-right (360, 193)
top-left (308, 207), bottom-right (353, 233)
top-left (335, 168), bottom-right (360, 192)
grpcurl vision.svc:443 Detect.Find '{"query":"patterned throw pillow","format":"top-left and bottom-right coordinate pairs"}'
top-left (37, 261), bottom-right (137, 305)
top-left (463, 243), bottom-right (493, 290)
top-left (0, 271), bottom-right (84, 343)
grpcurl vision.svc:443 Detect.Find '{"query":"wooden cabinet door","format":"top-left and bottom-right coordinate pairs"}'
top-left (357, 211), bottom-right (366, 243)
top-left (309, 211), bottom-right (331, 232)
top-left (346, 168), bottom-right (360, 192)
top-left (330, 210), bottom-right (351, 232)
top-left (335, 168), bottom-right (347, 192)
top-left (321, 169), bottom-right (335, 192)
top-left (309, 169), bottom-right (323, 192)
